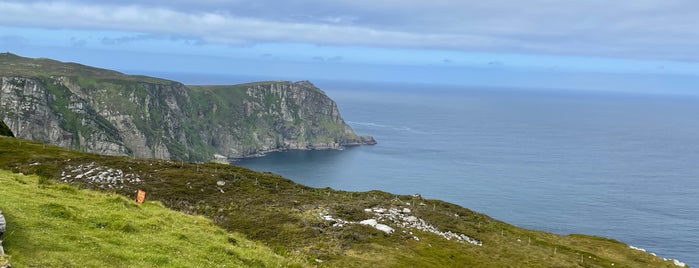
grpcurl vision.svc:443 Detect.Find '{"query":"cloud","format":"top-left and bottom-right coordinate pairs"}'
top-left (1, 1), bottom-right (698, 61)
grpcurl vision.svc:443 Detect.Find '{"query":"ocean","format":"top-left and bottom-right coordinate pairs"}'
top-left (232, 81), bottom-right (699, 266)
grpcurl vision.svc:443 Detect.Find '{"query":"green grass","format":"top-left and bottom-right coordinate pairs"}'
top-left (0, 52), bottom-right (171, 84)
top-left (0, 169), bottom-right (305, 267)
top-left (0, 136), bottom-right (687, 267)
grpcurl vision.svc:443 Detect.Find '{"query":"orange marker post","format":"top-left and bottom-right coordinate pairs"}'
top-left (136, 189), bottom-right (146, 204)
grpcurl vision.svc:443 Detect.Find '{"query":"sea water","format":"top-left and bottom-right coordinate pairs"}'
top-left (234, 82), bottom-right (699, 266)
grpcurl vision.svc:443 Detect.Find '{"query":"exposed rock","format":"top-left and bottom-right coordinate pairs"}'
top-left (0, 54), bottom-right (375, 161)
top-left (629, 245), bottom-right (686, 267)
top-left (0, 210), bottom-right (5, 236)
top-left (60, 162), bottom-right (142, 189)
top-left (0, 209), bottom-right (6, 256)
top-left (359, 219), bottom-right (377, 226)
top-left (358, 219), bottom-right (394, 234)
top-left (322, 206), bottom-right (481, 246)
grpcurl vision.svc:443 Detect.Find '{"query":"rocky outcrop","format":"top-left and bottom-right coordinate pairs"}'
top-left (0, 54), bottom-right (375, 161)
top-left (320, 206), bottom-right (482, 246)
top-left (193, 81), bottom-right (376, 158)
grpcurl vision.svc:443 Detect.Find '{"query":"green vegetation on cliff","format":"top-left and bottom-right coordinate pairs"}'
top-left (0, 136), bottom-right (683, 267)
top-left (0, 53), bottom-right (375, 162)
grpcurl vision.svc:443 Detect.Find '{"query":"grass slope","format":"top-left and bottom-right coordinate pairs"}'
top-left (0, 136), bottom-right (685, 267)
top-left (0, 52), bottom-right (170, 84)
top-left (0, 169), bottom-right (304, 267)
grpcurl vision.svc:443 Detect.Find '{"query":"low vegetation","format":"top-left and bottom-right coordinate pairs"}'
top-left (0, 136), bottom-right (685, 267)
top-left (0, 169), bottom-right (304, 267)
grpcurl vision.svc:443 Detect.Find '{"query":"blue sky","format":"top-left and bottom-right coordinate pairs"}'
top-left (1, 0), bottom-right (698, 93)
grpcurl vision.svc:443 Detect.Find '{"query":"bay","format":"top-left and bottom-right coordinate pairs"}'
top-left (235, 81), bottom-right (699, 266)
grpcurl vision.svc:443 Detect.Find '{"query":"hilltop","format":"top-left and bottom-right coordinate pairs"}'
top-left (0, 53), bottom-right (375, 162)
top-left (0, 136), bottom-right (686, 267)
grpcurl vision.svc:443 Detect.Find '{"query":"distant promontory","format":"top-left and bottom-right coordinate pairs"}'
top-left (0, 53), bottom-right (375, 161)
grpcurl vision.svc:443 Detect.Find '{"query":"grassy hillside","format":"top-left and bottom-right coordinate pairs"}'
top-left (0, 52), bottom-right (170, 84)
top-left (0, 169), bottom-right (304, 267)
top-left (0, 136), bottom-right (685, 267)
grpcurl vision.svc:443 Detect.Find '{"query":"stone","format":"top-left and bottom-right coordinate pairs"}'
top-left (375, 224), bottom-right (394, 234)
top-left (0, 210), bottom-right (5, 236)
top-left (359, 219), bottom-right (377, 226)
top-left (0, 210), bottom-right (5, 256)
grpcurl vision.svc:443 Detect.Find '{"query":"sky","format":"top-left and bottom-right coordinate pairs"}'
top-left (1, 0), bottom-right (698, 93)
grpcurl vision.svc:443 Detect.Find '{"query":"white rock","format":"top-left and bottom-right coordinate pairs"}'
top-left (360, 219), bottom-right (378, 226)
top-left (673, 259), bottom-right (686, 267)
top-left (216, 180), bottom-right (226, 186)
top-left (402, 208), bottom-right (411, 213)
top-left (375, 224), bottom-right (394, 234)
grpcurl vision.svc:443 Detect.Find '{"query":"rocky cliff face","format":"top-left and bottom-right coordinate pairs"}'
top-left (191, 81), bottom-right (376, 157)
top-left (0, 54), bottom-right (375, 161)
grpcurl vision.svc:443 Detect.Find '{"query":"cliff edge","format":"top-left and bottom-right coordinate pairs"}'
top-left (0, 53), bottom-right (375, 161)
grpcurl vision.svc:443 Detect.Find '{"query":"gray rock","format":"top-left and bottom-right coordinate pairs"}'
top-left (0, 209), bottom-right (5, 256)
top-left (1, 55), bottom-right (376, 161)
top-left (0, 210), bottom-right (5, 236)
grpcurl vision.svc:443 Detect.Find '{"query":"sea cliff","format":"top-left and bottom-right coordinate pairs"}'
top-left (0, 53), bottom-right (375, 161)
